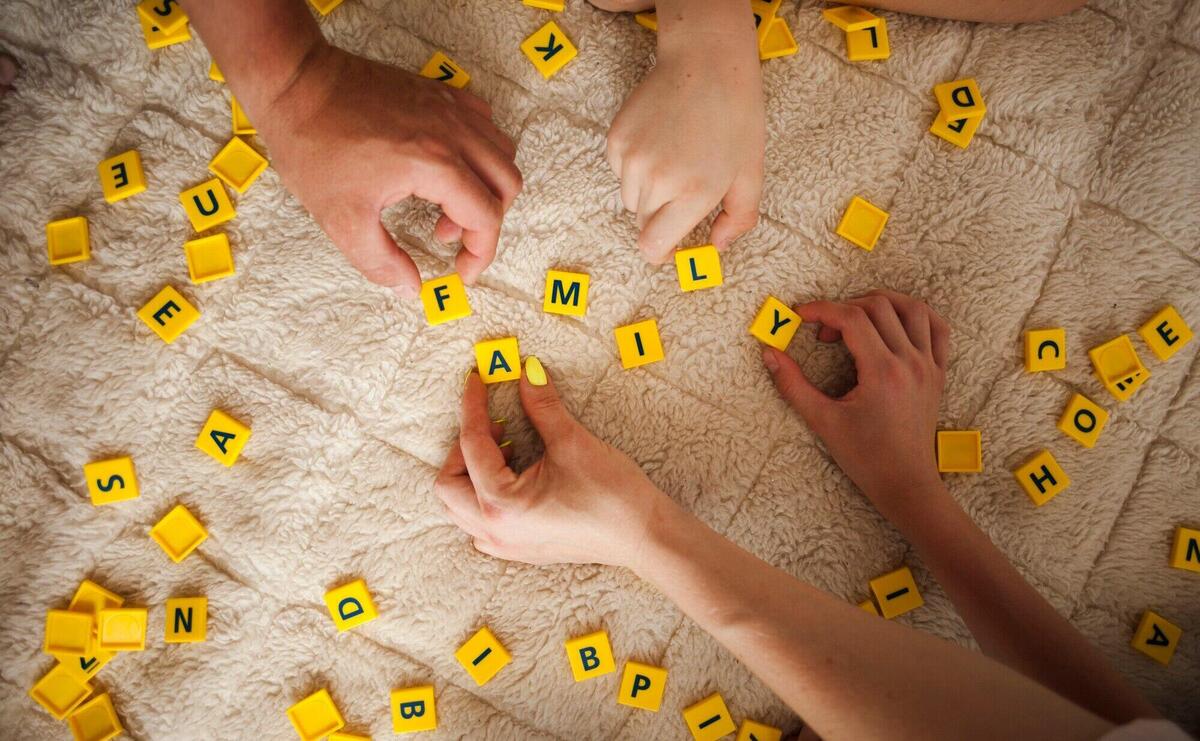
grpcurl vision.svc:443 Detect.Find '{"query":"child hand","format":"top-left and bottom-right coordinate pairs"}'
top-left (606, 17), bottom-right (764, 263)
top-left (435, 362), bottom-right (668, 568)
top-left (762, 291), bottom-right (951, 515)
top-left (259, 45), bottom-right (522, 297)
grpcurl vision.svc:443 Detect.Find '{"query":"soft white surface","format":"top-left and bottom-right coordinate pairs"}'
top-left (1, 0), bottom-right (1198, 738)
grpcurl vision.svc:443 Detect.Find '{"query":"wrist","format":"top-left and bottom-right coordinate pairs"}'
top-left (627, 491), bottom-right (701, 579)
top-left (865, 476), bottom-right (958, 533)
top-left (655, 0), bottom-right (758, 56)
top-left (240, 35), bottom-right (335, 138)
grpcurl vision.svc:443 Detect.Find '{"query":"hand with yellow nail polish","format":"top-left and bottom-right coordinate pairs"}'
top-left (435, 356), bottom-right (671, 567)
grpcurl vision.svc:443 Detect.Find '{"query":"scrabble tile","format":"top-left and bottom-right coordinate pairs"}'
top-left (674, 245), bottom-right (724, 292)
top-left (821, 5), bottom-right (880, 31)
top-left (96, 607), bottom-right (147, 652)
top-left (97, 150), bottom-right (147, 204)
top-left (137, 0), bottom-right (188, 35)
top-left (846, 19), bottom-right (889, 61)
top-left (936, 430), bottom-right (982, 473)
top-left (682, 692), bottom-right (737, 741)
top-left (46, 216), bottom-right (90, 265)
top-left (521, 20), bottom-right (578, 79)
top-left (329, 734), bottom-right (372, 741)
top-left (138, 285), bottom-right (199, 344)
top-left (1139, 305), bottom-right (1193, 361)
top-left (29, 663), bottom-right (93, 720)
top-left (45, 610), bottom-right (94, 656)
top-left (83, 456), bottom-right (139, 506)
top-left (1024, 328), bottom-right (1067, 372)
top-left (164, 597), bottom-right (207, 643)
top-left (617, 661), bottom-right (668, 712)
top-left (67, 692), bottom-right (123, 741)
top-left (1013, 449), bottom-right (1070, 506)
top-left (1130, 610), bottom-right (1181, 666)
top-left (208, 136), bottom-right (268, 194)
top-left (1103, 368), bottom-right (1150, 403)
top-left (737, 719), bottom-right (783, 741)
top-left (524, 0), bottom-right (565, 11)
top-left (420, 274), bottom-right (472, 325)
top-left (150, 503), bottom-right (208, 563)
top-left (231, 95), bottom-right (256, 136)
top-left (634, 11), bottom-right (657, 31)
top-left (184, 233), bottom-right (236, 284)
top-left (69, 580), bottom-right (124, 615)
top-left (933, 78), bottom-right (986, 119)
top-left (858, 599), bottom-right (880, 615)
top-left (324, 579), bottom-right (378, 632)
top-left (543, 269), bottom-right (590, 316)
top-left (759, 17), bottom-right (798, 60)
top-left (748, 296), bottom-right (801, 351)
top-left (836, 196), bottom-right (889, 251)
top-left (390, 685), bottom-right (437, 733)
top-left (869, 566), bottom-right (924, 619)
top-left (287, 688), bottom-right (346, 741)
top-left (1057, 393), bottom-right (1108, 449)
top-left (138, 11), bottom-right (191, 50)
top-left (196, 408), bottom-right (252, 466)
top-left (209, 60), bottom-right (223, 82)
top-left (454, 626), bottom-right (511, 686)
top-left (419, 51), bottom-right (470, 89)
top-left (310, 0), bottom-right (345, 15)
top-left (563, 629), bottom-right (615, 682)
top-left (1090, 335), bottom-right (1150, 402)
top-left (929, 110), bottom-right (982, 149)
top-left (614, 319), bottom-right (665, 369)
top-left (1170, 526), bottom-right (1200, 573)
top-left (474, 337), bottom-right (522, 383)
top-left (179, 178), bottom-right (236, 232)
top-left (751, 0), bottom-right (782, 44)
top-left (54, 651), bottom-right (114, 683)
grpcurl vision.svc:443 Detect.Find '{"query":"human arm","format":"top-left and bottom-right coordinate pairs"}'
top-left (606, 0), bottom-right (765, 262)
top-left (762, 290), bottom-right (1159, 724)
top-left (180, 0), bottom-right (522, 297)
top-left (839, 0), bottom-right (1086, 23)
top-left (434, 358), bottom-right (1113, 741)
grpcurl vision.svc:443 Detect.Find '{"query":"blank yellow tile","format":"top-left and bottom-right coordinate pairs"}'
top-left (674, 245), bottom-right (723, 292)
top-left (69, 581), bottom-right (124, 615)
top-left (324, 579), bottom-right (378, 632)
top-left (208, 136), bottom-right (268, 194)
top-left (231, 95), bottom-right (256, 136)
top-left (1024, 328), bottom-right (1067, 372)
top-left (682, 693), bottom-right (737, 741)
top-left (1130, 610), bottom-right (1181, 666)
top-left (1170, 526), bottom-right (1200, 573)
top-left (929, 110), bottom-right (982, 149)
top-left (195, 408), bottom-right (251, 466)
top-left (164, 597), bottom-right (207, 643)
top-left (933, 78), bottom-right (986, 119)
top-left (184, 233), bottom-right (235, 284)
top-left (67, 692), bottom-right (123, 741)
top-left (474, 337), bottom-right (521, 383)
top-left (1057, 393), bottom-right (1108, 449)
top-left (287, 688), bottom-right (345, 741)
top-left (1013, 449), bottom-right (1069, 506)
top-left (563, 630), bottom-right (615, 682)
top-left (391, 685), bottom-right (437, 733)
top-left (748, 296), bottom-right (801, 351)
top-left (869, 566), bottom-right (924, 619)
top-left (421, 274), bottom-right (472, 325)
top-left (179, 178), bottom-right (236, 232)
top-left (454, 626), bottom-right (511, 686)
top-left (1139, 305), bottom-right (1192, 361)
top-left (614, 319), bottom-right (664, 369)
top-left (29, 663), bottom-right (93, 720)
top-left (97, 150), bottom-right (147, 203)
top-left (138, 285), bottom-right (199, 344)
top-left (759, 17), bottom-right (797, 60)
top-left (96, 607), bottom-right (147, 652)
top-left (46, 216), bottom-right (90, 265)
top-left (419, 50), bottom-right (470, 89)
top-left (936, 430), bottom-right (982, 473)
top-left (150, 503), bottom-right (208, 563)
top-left (44, 610), bottom-right (94, 657)
top-left (750, 0), bottom-right (782, 44)
top-left (836, 196), bottom-right (888, 251)
top-left (846, 19), bottom-right (889, 61)
top-left (737, 719), bottom-right (783, 741)
top-left (310, 0), bottom-right (345, 15)
top-left (617, 661), bottom-right (668, 712)
top-left (83, 457), bottom-right (139, 506)
top-left (521, 20), bottom-right (577, 79)
top-left (543, 269), bottom-right (589, 316)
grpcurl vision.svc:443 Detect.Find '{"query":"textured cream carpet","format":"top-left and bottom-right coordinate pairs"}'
top-left (1, 0), bottom-right (1198, 738)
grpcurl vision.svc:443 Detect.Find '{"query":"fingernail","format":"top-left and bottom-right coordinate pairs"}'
top-left (762, 348), bottom-right (779, 372)
top-left (525, 356), bottom-right (547, 386)
top-left (491, 417), bottom-right (507, 425)
top-left (498, 439), bottom-right (513, 449)
top-left (465, 369), bottom-right (476, 387)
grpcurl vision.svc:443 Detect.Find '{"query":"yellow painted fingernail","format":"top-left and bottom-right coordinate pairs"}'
top-left (525, 356), bottom-right (547, 386)
top-left (499, 439), bottom-right (513, 449)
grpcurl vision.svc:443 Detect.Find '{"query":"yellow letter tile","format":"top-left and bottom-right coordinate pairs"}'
top-left (195, 409), bottom-right (251, 466)
top-left (231, 95), bottom-right (256, 136)
top-left (563, 629), bottom-right (615, 682)
top-left (324, 579), bottom-right (378, 632)
top-left (634, 11), bottom-right (657, 31)
top-left (748, 296), bottom-right (801, 351)
top-left (543, 269), bottom-right (590, 316)
top-left (208, 137), bottom-right (268, 194)
top-left (933, 78), bottom-right (986, 119)
top-left (83, 456), bottom-right (139, 506)
top-left (846, 19), bottom-right (889, 61)
top-left (751, 0), bottom-right (782, 44)
top-left (682, 692), bottom-right (737, 741)
top-left (1013, 449), bottom-right (1069, 506)
top-left (69, 580), bottom-right (124, 615)
top-left (1089, 334), bottom-right (1150, 402)
top-left (137, 0), bottom-right (188, 36)
top-left (179, 178), bottom-right (236, 233)
top-left (44, 610), bottom-right (94, 656)
top-left (310, 0), bottom-right (345, 15)
top-left (615, 319), bottom-right (665, 369)
top-left (936, 430), bottom-right (982, 473)
top-left (617, 661), bottom-right (668, 712)
top-left (1130, 610), bottom-right (1181, 666)
top-left (858, 599), bottom-right (880, 615)
top-left (524, 0), bottom-right (565, 9)
top-left (737, 719), bottom-right (783, 741)
top-left (98, 150), bottom-right (147, 204)
top-left (474, 337), bottom-right (522, 383)
top-left (46, 216), bottom-right (90, 265)
top-left (929, 110), bottom-right (982, 149)
top-left (29, 663), bottom-right (93, 721)
top-left (164, 596), bottom-right (207, 643)
top-left (1024, 328), bottom-right (1066, 372)
top-left (421, 274), bottom-right (472, 326)
top-left (184, 233), bottom-right (236, 284)
top-left (209, 60), bottom-right (223, 82)
top-left (329, 734), bottom-right (371, 741)
top-left (54, 651), bottom-right (113, 683)
top-left (869, 566), bottom-right (924, 619)
top-left (759, 17), bottom-right (798, 60)
top-left (521, 20), bottom-right (578, 79)
top-left (1170, 526), bottom-right (1200, 573)
top-left (454, 626), bottom-right (511, 686)
top-left (419, 50), bottom-right (470, 88)
top-left (1139, 305), bottom-right (1192, 362)
top-left (675, 245), bottom-right (724, 292)
top-left (138, 11), bottom-right (191, 50)
top-left (97, 607), bottom-right (147, 652)
top-left (836, 196), bottom-right (889, 251)
top-left (67, 692), bottom-right (123, 741)
top-left (287, 688), bottom-right (346, 741)
top-left (821, 5), bottom-right (880, 31)
top-left (1057, 393), bottom-right (1108, 449)
top-left (391, 685), bottom-right (437, 733)
top-left (138, 285), bottom-right (199, 344)
top-left (150, 503), bottom-right (208, 563)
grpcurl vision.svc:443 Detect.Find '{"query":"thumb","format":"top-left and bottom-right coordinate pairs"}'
top-left (325, 207), bottom-right (422, 299)
top-left (519, 356), bottom-right (578, 443)
top-left (762, 347), bottom-right (832, 428)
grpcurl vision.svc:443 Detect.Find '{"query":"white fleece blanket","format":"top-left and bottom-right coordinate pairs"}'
top-left (1, 0), bottom-right (1198, 738)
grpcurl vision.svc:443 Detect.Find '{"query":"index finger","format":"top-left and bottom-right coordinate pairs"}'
top-left (793, 300), bottom-right (890, 367)
top-left (637, 196), bottom-right (717, 265)
top-left (412, 156), bottom-right (505, 282)
top-left (459, 372), bottom-right (518, 501)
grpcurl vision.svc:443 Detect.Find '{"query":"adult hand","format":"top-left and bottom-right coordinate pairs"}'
top-left (435, 360), bottom-right (668, 567)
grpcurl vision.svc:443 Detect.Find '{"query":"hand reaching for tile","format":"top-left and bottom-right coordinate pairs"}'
top-left (606, 0), bottom-right (764, 263)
